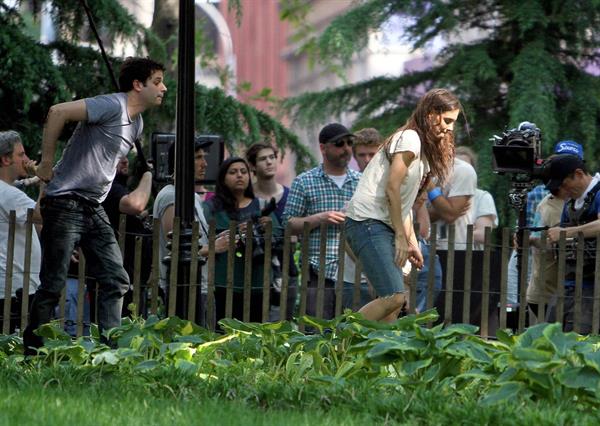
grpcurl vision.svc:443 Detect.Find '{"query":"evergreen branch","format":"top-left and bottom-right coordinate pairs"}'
top-left (282, 70), bottom-right (436, 126)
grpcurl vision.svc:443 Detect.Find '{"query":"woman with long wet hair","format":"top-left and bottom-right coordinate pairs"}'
top-left (203, 157), bottom-right (281, 324)
top-left (345, 88), bottom-right (462, 322)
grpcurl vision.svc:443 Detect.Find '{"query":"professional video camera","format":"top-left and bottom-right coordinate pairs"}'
top-left (491, 121), bottom-right (553, 214)
top-left (237, 197), bottom-right (279, 258)
top-left (491, 121), bottom-right (547, 180)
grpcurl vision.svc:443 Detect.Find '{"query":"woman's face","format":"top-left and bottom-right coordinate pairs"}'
top-left (224, 161), bottom-right (250, 192)
top-left (430, 108), bottom-right (460, 140)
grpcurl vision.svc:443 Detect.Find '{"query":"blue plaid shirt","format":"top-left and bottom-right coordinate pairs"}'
top-left (283, 165), bottom-right (361, 280)
top-left (526, 184), bottom-right (549, 227)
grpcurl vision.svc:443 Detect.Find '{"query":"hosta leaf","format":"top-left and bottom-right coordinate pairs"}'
top-left (435, 323), bottom-right (479, 339)
top-left (480, 382), bottom-right (526, 405)
top-left (175, 335), bottom-right (205, 345)
top-left (496, 328), bottom-right (516, 347)
top-left (180, 322), bottom-right (194, 336)
top-left (557, 366), bottom-right (600, 391)
top-left (457, 368), bottom-right (493, 381)
top-left (367, 341), bottom-right (418, 361)
top-left (92, 351), bottom-right (120, 366)
top-left (175, 359), bottom-right (199, 375)
top-left (542, 323), bottom-right (578, 357)
top-left (421, 363), bottom-right (441, 383)
top-left (297, 315), bottom-right (336, 333)
top-left (512, 347), bottom-right (553, 362)
top-left (134, 359), bottom-right (159, 371)
top-left (335, 360), bottom-right (357, 379)
top-left (446, 341), bottom-right (492, 364)
top-left (34, 323), bottom-right (71, 341)
top-left (400, 358), bottom-right (433, 376)
top-left (583, 351), bottom-right (600, 373)
top-left (516, 323), bottom-right (549, 348)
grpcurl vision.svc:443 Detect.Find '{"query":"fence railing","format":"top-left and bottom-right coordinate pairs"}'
top-left (2, 209), bottom-right (600, 337)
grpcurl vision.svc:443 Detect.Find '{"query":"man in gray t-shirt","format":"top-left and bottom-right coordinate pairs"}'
top-left (24, 57), bottom-right (167, 355)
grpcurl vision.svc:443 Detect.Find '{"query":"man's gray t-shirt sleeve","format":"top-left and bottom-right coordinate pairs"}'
top-left (85, 95), bottom-right (121, 125)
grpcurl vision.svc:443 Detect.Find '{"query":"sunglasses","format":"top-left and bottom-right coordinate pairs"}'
top-left (330, 137), bottom-right (354, 148)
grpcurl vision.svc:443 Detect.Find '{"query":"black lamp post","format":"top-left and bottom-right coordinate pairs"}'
top-left (173, 0), bottom-right (196, 318)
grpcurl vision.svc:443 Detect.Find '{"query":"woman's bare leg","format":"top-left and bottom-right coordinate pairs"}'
top-left (358, 292), bottom-right (406, 322)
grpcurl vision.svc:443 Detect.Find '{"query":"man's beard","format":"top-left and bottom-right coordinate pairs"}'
top-left (326, 152), bottom-right (350, 169)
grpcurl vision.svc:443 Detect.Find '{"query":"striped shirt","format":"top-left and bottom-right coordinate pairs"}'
top-left (283, 165), bottom-right (361, 281)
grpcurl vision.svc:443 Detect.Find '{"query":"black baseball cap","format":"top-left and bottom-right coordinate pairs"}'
top-left (318, 123), bottom-right (354, 144)
top-left (544, 154), bottom-right (586, 192)
top-left (195, 139), bottom-right (212, 151)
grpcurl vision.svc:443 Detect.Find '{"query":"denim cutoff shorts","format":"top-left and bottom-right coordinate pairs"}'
top-left (344, 217), bottom-right (405, 298)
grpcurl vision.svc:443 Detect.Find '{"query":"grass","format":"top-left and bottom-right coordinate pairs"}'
top-left (0, 374), bottom-right (376, 426)
top-left (0, 366), bottom-right (597, 426)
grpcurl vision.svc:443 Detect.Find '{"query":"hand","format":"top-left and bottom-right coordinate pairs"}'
top-left (407, 242), bottom-right (424, 269)
top-left (24, 159), bottom-right (38, 177)
top-left (36, 160), bottom-right (54, 183)
top-left (258, 216), bottom-right (272, 227)
top-left (214, 230), bottom-right (231, 254)
top-left (548, 227), bottom-right (565, 243)
top-left (394, 236), bottom-right (409, 267)
top-left (458, 200), bottom-right (471, 217)
top-left (319, 210), bottom-right (346, 226)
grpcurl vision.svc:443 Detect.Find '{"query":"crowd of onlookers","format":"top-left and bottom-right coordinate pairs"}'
top-left (0, 125), bottom-right (596, 335)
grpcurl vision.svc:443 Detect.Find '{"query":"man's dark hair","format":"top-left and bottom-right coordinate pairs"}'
top-left (119, 57), bottom-right (165, 92)
top-left (245, 142), bottom-right (278, 166)
top-left (168, 140), bottom-right (206, 174)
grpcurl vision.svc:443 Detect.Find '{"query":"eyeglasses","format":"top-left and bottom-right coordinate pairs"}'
top-left (330, 138), bottom-right (354, 148)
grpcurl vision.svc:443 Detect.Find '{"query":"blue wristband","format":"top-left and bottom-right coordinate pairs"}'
top-left (428, 187), bottom-right (443, 203)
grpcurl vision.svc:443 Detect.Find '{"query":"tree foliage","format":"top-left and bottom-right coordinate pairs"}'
top-left (0, 1), bottom-right (313, 171)
top-left (282, 0), bottom-right (600, 226)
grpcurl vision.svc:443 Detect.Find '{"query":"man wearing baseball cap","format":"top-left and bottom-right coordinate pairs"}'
top-left (153, 138), bottom-right (230, 325)
top-left (507, 140), bottom-right (586, 308)
top-left (545, 153), bottom-right (600, 334)
top-left (283, 123), bottom-right (362, 319)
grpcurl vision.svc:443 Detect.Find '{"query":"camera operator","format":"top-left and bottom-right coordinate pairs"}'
top-left (506, 141), bottom-right (585, 304)
top-left (153, 140), bottom-right (231, 325)
top-left (545, 154), bottom-right (600, 334)
top-left (202, 157), bottom-right (283, 325)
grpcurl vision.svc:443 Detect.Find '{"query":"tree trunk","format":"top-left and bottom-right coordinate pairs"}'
top-left (151, 0), bottom-right (179, 72)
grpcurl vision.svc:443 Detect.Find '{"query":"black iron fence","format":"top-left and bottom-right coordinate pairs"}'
top-left (2, 209), bottom-right (599, 337)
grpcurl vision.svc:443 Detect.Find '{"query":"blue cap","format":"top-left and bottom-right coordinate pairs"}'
top-left (554, 140), bottom-right (583, 159)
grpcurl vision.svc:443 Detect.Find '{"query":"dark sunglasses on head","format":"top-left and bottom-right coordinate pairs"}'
top-left (330, 137), bottom-right (353, 148)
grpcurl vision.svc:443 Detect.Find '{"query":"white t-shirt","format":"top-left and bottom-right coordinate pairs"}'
top-left (473, 189), bottom-right (498, 251)
top-left (347, 129), bottom-right (429, 227)
top-left (0, 181), bottom-right (41, 298)
top-left (434, 157), bottom-right (477, 250)
top-left (329, 173), bottom-right (347, 190)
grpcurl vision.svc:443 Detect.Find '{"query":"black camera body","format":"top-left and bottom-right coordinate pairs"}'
top-left (491, 121), bottom-right (547, 181)
top-left (238, 197), bottom-right (279, 258)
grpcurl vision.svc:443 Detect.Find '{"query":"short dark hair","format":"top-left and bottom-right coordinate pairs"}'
top-left (118, 57), bottom-right (165, 92)
top-left (168, 140), bottom-right (207, 174)
top-left (245, 142), bottom-right (278, 166)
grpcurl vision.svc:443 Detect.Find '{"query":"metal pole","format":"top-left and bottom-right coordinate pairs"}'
top-left (174, 0), bottom-right (196, 318)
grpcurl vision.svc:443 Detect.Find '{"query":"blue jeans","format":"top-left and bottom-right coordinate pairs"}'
top-left (25, 197), bottom-right (129, 348)
top-left (342, 281), bottom-right (373, 310)
top-left (415, 239), bottom-right (442, 312)
top-left (345, 218), bottom-right (404, 297)
top-left (63, 278), bottom-right (91, 337)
